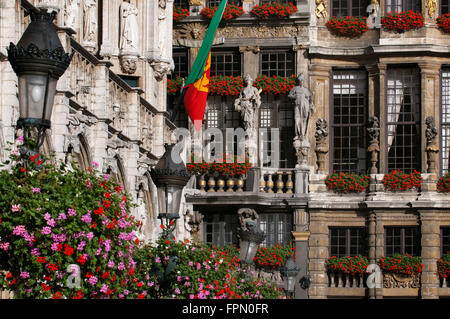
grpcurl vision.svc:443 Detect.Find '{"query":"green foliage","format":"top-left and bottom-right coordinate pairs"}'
top-left (254, 243), bottom-right (295, 269)
top-left (326, 255), bottom-right (369, 274)
top-left (378, 254), bottom-right (423, 275)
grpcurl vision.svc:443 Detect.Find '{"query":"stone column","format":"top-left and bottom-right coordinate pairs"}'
top-left (309, 62), bottom-right (331, 171)
top-left (420, 210), bottom-right (440, 299)
top-left (374, 213), bottom-right (384, 299)
top-left (377, 63), bottom-right (387, 174)
top-left (239, 46), bottom-right (260, 80)
top-left (293, 45), bottom-right (308, 79)
top-left (308, 211), bottom-right (328, 299)
top-left (292, 228), bottom-right (310, 299)
top-left (368, 212), bottom-right (377, 299)
top-left (419, 61), bottom-right (441, 175)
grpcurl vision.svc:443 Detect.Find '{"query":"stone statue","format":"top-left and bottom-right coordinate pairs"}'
top-left (289, 74), bottom-right (315, 141)
top-left (65, 0), bottom-right (79, 30)
top-left (367, 116), bottom-right (380, 174)
top-left (314, 118), bottom-right (328, 173)
top-left (189, 0), bottom-right (203, 5)
top-left (83, 0), bottom-right (97, 44)
top-left (427, 0), bottom-right (437, 18)
top-left (120, 0), bottom-right (139, 54)
top-left (425, 116), bottom-right (439, 173)
top-left (237, 208), bottom-right (264, 236)
top-left (315, 0), bottom-right (328, 19)
top-left (234, 75), bottom-right (261, 130)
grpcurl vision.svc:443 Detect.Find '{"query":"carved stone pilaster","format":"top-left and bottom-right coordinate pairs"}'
top-left (314, 118), bottom-right (328, 174)
top-left (367, 116), bottom-right (380, 174)
top-left (425, 116), bottom-right (439, 174)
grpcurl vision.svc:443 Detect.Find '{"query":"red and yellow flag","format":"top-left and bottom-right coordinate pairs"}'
top-left (183, 0), bottom-right (228, 131)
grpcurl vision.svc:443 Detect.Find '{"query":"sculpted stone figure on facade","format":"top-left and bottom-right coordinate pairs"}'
top-left (120, 0), bottom-right (139, 54)
top-left (315, 0), bottom-right (328, 19)
top-left (65, 0), bottom-right (79, 30)
top-left (237, 208), bottom-right (263, 235)
top-left (289, 74), bottom-right (315, 142)
top-left (83, 0), bottom-right (97, 46)
top-left (189, 0), bottom-right (203, 5)
top-left (425, 116), bottom-right (439, 173)
top-left (234, 75), bottom-right (261, 131)
top-left (427, 0), bottom-right (437, 17)
top-left (367, 116), bottom-right (380, 174)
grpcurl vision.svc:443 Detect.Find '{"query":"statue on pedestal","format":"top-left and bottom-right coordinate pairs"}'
top-left (234, 75), bottom-right (261, 131)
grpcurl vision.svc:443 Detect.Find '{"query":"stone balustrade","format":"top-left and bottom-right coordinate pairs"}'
top-left (328, 272), bottom-right (367, 288)
top-left (198, 173), bottom-right (246, 193)
top-left (259, 169), bottom-right (295, 194)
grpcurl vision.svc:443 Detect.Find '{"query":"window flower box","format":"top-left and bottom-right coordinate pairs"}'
top-left (326, 255), bottom-right (369, 274)
top-left (381, 11), bottom-right (424, 33)
top-left (438, 253), bottom-right (450, 279)
top-left (254, 74), bottom-right (296, 95)
top-left (325, 172), bottom-right (370, 193)
top-left (201, 4), bottom-right (244, 21)
top-left (173, 6), bottom-right (190, 22)
top-left (254, 242), bottom-right (295, 270)
top-left (250, 2), bottom-right (297, 20)
top-left (209, 75), bottom-right (243, 96)
top-left (437, 13), bottom-right (450, 33)
top-left (187, 154), bottom-right (252, 177)
top-left (382, 170), bottom-right (422, 191)
top-left (167, 76), bottom-right (184, 95)
top-left (437, 172), bottom-right (450, 192)
top-left (326, 16), bottom-right (369, 38)
top-left (378, 254), bottom-right (422, 288)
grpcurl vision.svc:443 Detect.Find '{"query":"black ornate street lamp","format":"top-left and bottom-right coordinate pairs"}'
top-left (7, 8), bottom-right (72, 152)
top-left (150, 144), bottom-right (191, 239)
top-left (238, 228), bottom-right (265, 266)
top-left (280, 255), bottom-right (300, 298)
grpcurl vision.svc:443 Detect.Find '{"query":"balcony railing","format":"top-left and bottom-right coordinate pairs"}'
top-left (328, 272), bottom-right (368, 288)
top-left (259, 169), bottom-right (294, 194)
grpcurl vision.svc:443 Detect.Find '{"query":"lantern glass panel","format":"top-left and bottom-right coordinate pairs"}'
top-left (239, 240), bottom-right (259, 264)
top-left (18, 74), bottom-right (56, 122)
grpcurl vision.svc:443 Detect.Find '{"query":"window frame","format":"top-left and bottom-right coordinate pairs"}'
top-left (384, 0), bottom-right (421, 14)
top-left (329, 227), bottom-right (368, 258)
top-left (259, 49), bottom-right (295, 78)
top-left (330, 68), bottom-right (368, 174)
top-left (210, 49), bottom-right (242, 77)
top-left (441, 67), bottom-right (450, 175)
top-left (203, 213), bottom-right (239, 247)
top-left (385, 65), bottom-right (422, 174)
top-left (258, 213), bottom-right (293, 247)
top-left (441, 227), bottom-right (450, 257)
top-left (331, 0), bottom-right (371, 17)
top-left (170, 49), bottom-right (189, 80)
top-left (441, 0), bottom-right (450, 14)
top-left (384, 226), bottom-right (421, 257)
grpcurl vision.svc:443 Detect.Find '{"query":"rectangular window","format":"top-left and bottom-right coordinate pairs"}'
top-left (442, 0), bottom-right (450, 14)
top-left (386, 67), bottom-right (421, 173)
top-left (441, 227), bottom-right (450, 256)
top-left (332, 0), bottom-right (370, 17)
top-left (174, 0), bottom-right (189, 8)
top-left (329, 227), bottom-right (367, 257)
top-left (385, 227), bottom-right (420, 256)
top-left (258, 213), bottom-right (292, 247)
top-left (332, 70), bottom-right (367, 174)
top-left (208, 0), bottom-right (242, 6)
top-left (260, 50), bottom-right (295, 78)
top-left (204, 214), bottom-right (239, 246)
top-left (259, 95), bottom-right (295, 168)
top-left (261, 0), bottom-right (296, 4)
top-left (171, 50), bottom-right (189, 79)
top-left (211, 50), bottom-right (241, 77)
top-left (385, 0), bottom-right (421, 13)
top-left (442, 68), bottom-right (450, 174)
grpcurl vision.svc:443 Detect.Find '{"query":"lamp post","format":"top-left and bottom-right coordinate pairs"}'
top-left (7, 8), bottom-right (72, 154)
top-left (280, 255), bottom-right (300, 298)
top-left (150, 144), bottom-right (191, 239)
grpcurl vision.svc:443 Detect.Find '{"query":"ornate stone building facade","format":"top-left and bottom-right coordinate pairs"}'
top-left (0, 0), bottom-right (182, 245)
top-left (174, 0), bottom-right (450, 299)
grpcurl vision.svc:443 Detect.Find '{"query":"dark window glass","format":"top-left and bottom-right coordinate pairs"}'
top-left (170, 50), bottom-right (189, 79)
top-left (442, 228), bottom-right (450, 256)
top-left (119, 75), bottom-right (139, 88)
top-left (385, 0), bottom-right (421, 13)
top-left (261, 0), bottom-right (296, 4)
top-left (329, 228), bottom-right (367, 257)
top-left (442, 0), bottom-right (450, 14)
top-left (442, 68), bottom-right (450, 174)
top-left (174, 0), bottom-right (189, 8)
top-left (385, 227), bottom-right (420, 256)
top-left (386, 67), bottom-right (421, 173)
top-left (260, 50), bottom-right (294, 78)
top-left (258, 213), bottom-right (293, 247)
top-left (208, 0), bottom-right (242, 6)
top-left (332, 70), bottom-right (367, 174)
top-left (203, 214), bottom-right (239, 246)
top-left (259, 95), bottom-right (295, 169)
top-left (332, 0), bottom-right (370, 17)
top-left (211, 50), bottom-right (241, 77)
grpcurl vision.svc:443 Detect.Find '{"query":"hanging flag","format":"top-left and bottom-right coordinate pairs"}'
top-left (183, 0), bottom-right (228, 131)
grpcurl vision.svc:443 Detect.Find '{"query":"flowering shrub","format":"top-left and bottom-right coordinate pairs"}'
top-left (173, 7), bottom-right (190, 22)
top-left (201, 4), bottom-right (245, 21)
top-left (326, 16), bottom-right (368, 38)
top-left (254, 74), bottom-right (296, 95)
top-left (437, 172), bottom-right (450, 192)
top-left (167, 76), bottom-right (184, 95)
top-left (250, 2), bottom-right (297, 20)
top-left (187, 154), bottom-right (252, 176)
top-left (254, 242), bottom-right (295, 270)
top-left (0, 150), bottom-right (141, 299)
top-left (382, 170), bottom-right (422, 191)
top-left (132, 239), bottom-right (285, 299)
top-left (326, 256), bottom-right (369, 274)
top-left (209, 75), bottom-right (243, 96)
top-left (437, 253), bottom-right (450, 278)
top-left (325, 172), bottom-right (370, 193)
top-left (378, 254), bottom-right (423, 275)
top-left (381, 11), bottom-right (424, 33)
top-left (437, 13), bottom-right (450, 33)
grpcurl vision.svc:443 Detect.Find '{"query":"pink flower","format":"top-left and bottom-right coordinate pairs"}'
top-left (92, 161), bottom-right (99, 168)
top-left (67, 208), bottom-right (77, 217)
top-left (11, 204), bottom-right (20, 212)
top-left (0, 242), bottom-right (9, 251)
top-left (41, 226), bottom-right (52, 235)
top-left (20, 272), bottom-right (30, 279)
top-left (32, 188), bottom-right (40, 193)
